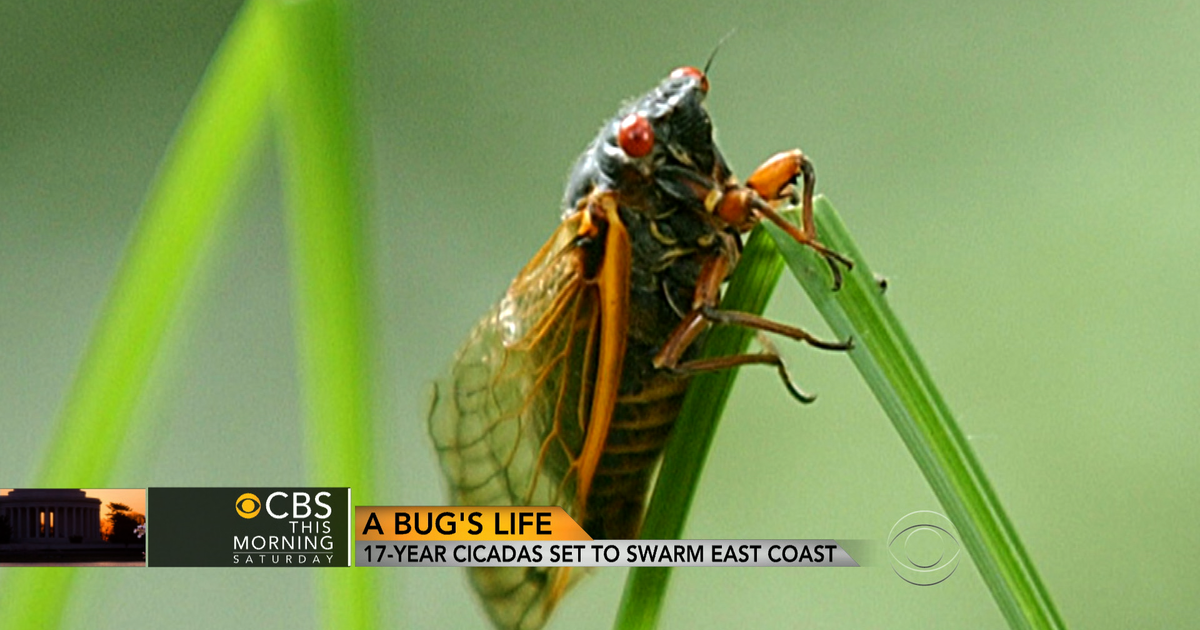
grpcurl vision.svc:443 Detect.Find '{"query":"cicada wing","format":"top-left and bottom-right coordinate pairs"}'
top-left (429, 215), bottom-right (599, 630)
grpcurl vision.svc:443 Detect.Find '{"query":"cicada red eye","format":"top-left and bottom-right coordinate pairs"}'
top-left (669, 65), bottom-right (709, 93)
top-left (617, 113), bottom-right (655, 158)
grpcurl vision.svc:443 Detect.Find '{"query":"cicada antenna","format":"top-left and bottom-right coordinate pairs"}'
top-left (704, 28), bottom-right (738, 76)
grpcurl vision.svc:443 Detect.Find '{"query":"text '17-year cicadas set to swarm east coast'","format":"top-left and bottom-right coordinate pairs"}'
top-left (428, 63), bottom-right (853, 630)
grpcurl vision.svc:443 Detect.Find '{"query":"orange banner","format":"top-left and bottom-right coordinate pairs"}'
top-left (354, 506), bottom-right (591, 541)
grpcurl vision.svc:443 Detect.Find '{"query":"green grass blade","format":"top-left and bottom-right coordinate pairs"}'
top-left (268, 0), bottom-right (378, 627)
top-left (766, 197), bottom-right (1066, 630)
top-left (0, 3), bottom-right (275, 628)
top-left (614, 226), bottom-right (785, 630)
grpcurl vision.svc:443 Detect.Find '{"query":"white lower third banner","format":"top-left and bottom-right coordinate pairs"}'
top-left (356, 540), bottom-right (860, 567)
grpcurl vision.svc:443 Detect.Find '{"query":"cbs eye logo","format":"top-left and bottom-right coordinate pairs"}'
top-left (888, 510), bottom-right (961, 586)
top-left (235, 493), bottom-right (262, 519)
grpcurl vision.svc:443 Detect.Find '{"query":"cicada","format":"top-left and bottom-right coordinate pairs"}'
top-left (428, 64), bottom-right (852, 630)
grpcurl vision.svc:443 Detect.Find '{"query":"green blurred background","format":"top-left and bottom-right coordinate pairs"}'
top-left (2, 0), bottom-right (1198, 628)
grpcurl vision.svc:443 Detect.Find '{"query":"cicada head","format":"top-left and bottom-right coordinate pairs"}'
top-left (562, 66), bottom-right (732, 217)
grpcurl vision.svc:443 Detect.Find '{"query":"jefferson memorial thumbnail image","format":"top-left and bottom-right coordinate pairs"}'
top-left (0, 488), bottom-right (145, 566)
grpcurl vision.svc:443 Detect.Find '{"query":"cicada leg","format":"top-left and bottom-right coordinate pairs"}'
top-left (652, 253), bottom-right (851, 402)
top-left (721, 149), bottom-right (853, 289)
top-left (656, 148), bottom-right (852, 289)
top-left (664, 343), bottom-right (818, 403)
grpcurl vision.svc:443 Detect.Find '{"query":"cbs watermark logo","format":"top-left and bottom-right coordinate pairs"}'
top-left (235, 493), bottom-right (261, 519)
top-left (888, 510), bottom-right (961, 585)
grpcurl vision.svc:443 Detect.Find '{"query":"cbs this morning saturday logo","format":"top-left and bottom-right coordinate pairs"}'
top-left (146, 488), bottom-right (350, 567)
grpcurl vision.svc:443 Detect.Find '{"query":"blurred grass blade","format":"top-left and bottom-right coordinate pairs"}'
top-left (767, 197), bottom-right (1065, 630)
top-left (0, 3), bottom-right (275, 628)
top-left (37, 0), bottom-right (273, 487)
top-left (614, 226), bottom-right (785, 630)
top-left (268, 0), bottom-right (378, 627)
